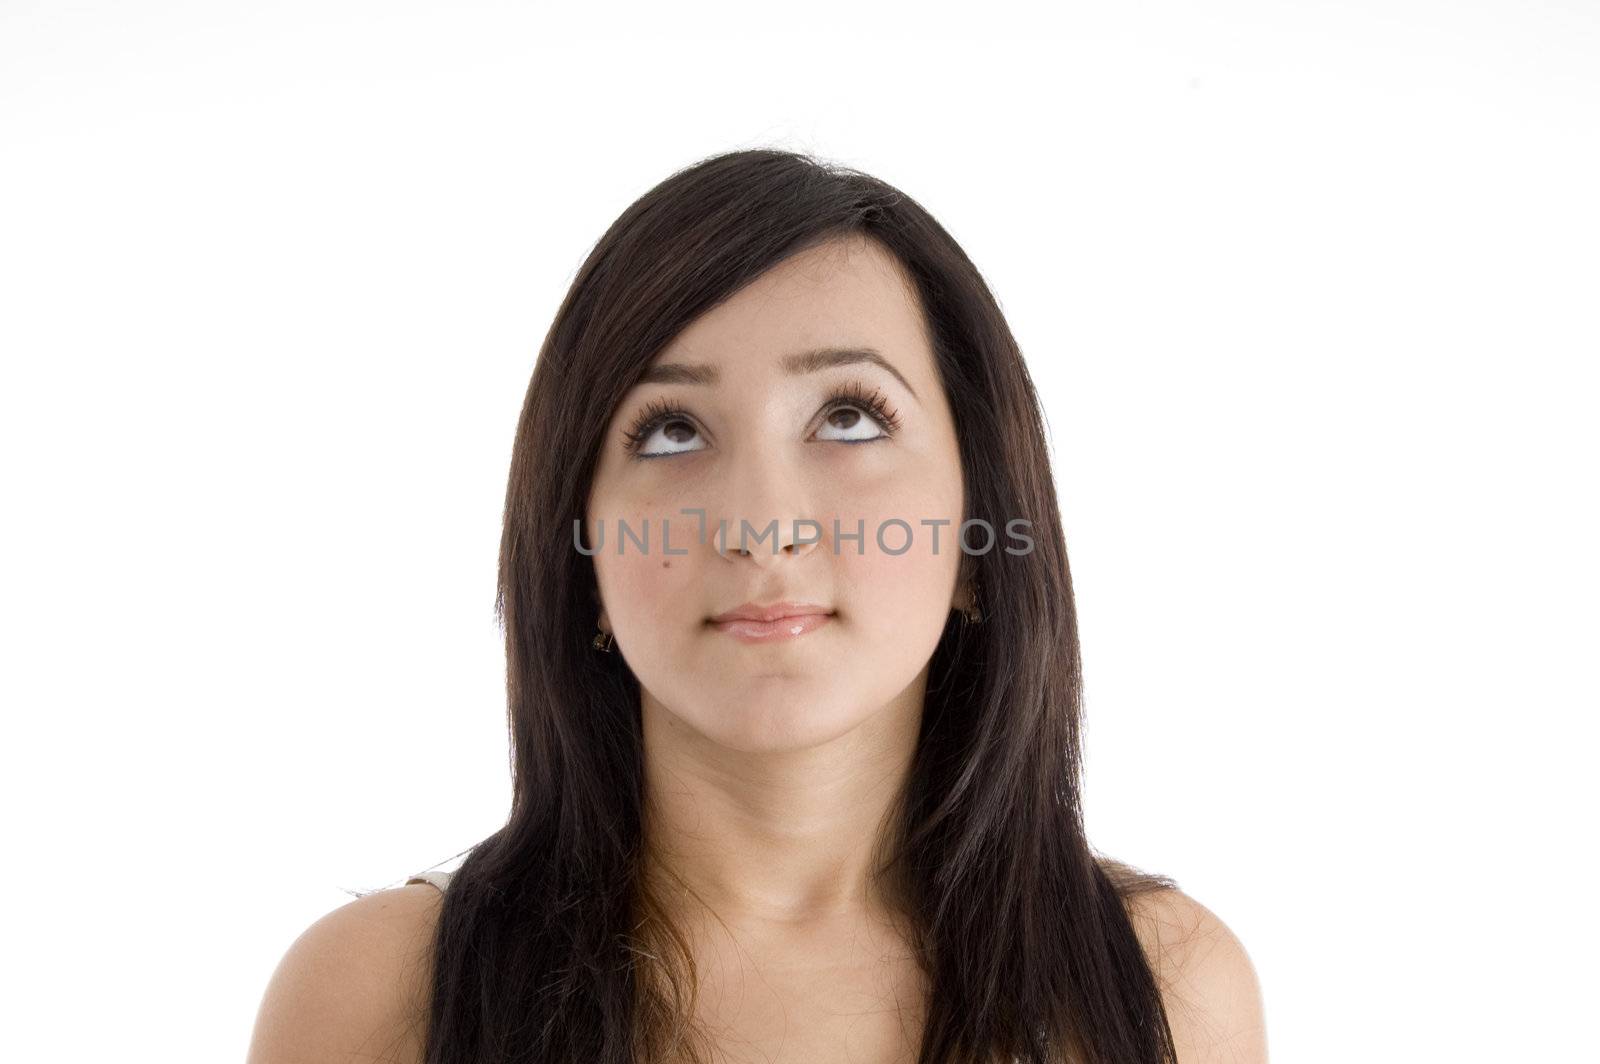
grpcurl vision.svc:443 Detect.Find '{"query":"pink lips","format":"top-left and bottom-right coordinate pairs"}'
top-left (708, 601), bottom-right (835, 644)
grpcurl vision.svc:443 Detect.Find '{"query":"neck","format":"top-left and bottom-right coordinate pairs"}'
top-left (638, 678), bottom-right (925, 932)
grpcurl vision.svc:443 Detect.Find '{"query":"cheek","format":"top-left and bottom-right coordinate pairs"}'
top-left (588, 487), bottom-right (701, 627)
top-left (837, 530), bottom-right (959, 625)
top-left (831, 464), bottom-right (964, 625)
top-left (596, 547), bottom-right (696, 632)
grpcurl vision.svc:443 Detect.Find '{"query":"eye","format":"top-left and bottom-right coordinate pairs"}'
top-left (621, 398), bottom-right (707, 459)
top-left (813, 382), bottom-right (903, 444)
top-left (619, 381), bottom-right (904, 460)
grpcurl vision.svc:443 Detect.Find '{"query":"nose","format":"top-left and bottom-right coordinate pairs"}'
top-left (712, 445), bottom-right (822, 566)
top-left (715, 517), bottom-right (821, 564)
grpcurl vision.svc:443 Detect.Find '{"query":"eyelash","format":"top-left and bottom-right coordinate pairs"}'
top-left (620, 380), bottom-right (904, 459)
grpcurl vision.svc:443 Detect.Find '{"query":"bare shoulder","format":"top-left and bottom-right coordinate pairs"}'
top-left (246, 883), bottom-right (445, 1064)
top-left (1124, 887), bottom-right (1269, 1064)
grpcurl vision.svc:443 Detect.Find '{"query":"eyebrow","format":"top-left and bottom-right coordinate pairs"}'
top-left (635, 345), bottom-right (919, 402)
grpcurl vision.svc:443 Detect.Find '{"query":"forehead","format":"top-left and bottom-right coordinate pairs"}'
top-left (655, 235), bottom-right (931, 372)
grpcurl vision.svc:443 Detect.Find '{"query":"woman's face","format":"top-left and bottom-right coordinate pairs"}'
top-left (586, 235), bottom-right (966, 754)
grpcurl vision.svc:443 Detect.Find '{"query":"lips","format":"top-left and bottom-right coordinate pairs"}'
top-left (707, 601), bottom-right (833, 624)
top-left (707, 601), bottom-right (836, 645)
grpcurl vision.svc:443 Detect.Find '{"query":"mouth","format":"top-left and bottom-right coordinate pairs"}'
top-left (706, 601), bottom-right (836, 644)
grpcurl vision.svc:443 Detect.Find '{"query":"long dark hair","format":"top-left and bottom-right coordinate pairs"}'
top-left (416, 147), bottom-right (1179, 1064)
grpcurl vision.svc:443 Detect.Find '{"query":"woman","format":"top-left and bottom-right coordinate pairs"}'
top-left (248, 148), bottom-right (1266, 1064)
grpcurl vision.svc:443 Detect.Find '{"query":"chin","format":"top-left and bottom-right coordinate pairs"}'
top-left (691, 690), bottom-right (875, 755)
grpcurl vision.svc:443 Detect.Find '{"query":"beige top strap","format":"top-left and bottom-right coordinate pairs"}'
top-left (405, 869), bottom-right (454, 893)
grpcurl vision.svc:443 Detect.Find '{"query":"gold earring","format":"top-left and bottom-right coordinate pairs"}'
top-left (958, 581), bottom-right (982, 624)
top-left (592, 628), bottom-right (614, 652)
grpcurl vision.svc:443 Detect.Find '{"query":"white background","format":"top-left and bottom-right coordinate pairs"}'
top-left (3, 2), bottom-right (1595, 1060)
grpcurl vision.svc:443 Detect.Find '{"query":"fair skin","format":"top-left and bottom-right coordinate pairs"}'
top-left (245, 881), bottom-right (1266, 1064)
top-left (247, 235), bottom-right (1267, 1064)
top-left (584, 234), bottom-right (967, 1062)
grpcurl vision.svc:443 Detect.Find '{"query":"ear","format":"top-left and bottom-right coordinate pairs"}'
top-left (950, 578), bottom-right (974, 613)
top-left (592, 581), bottom-right (610, 633)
